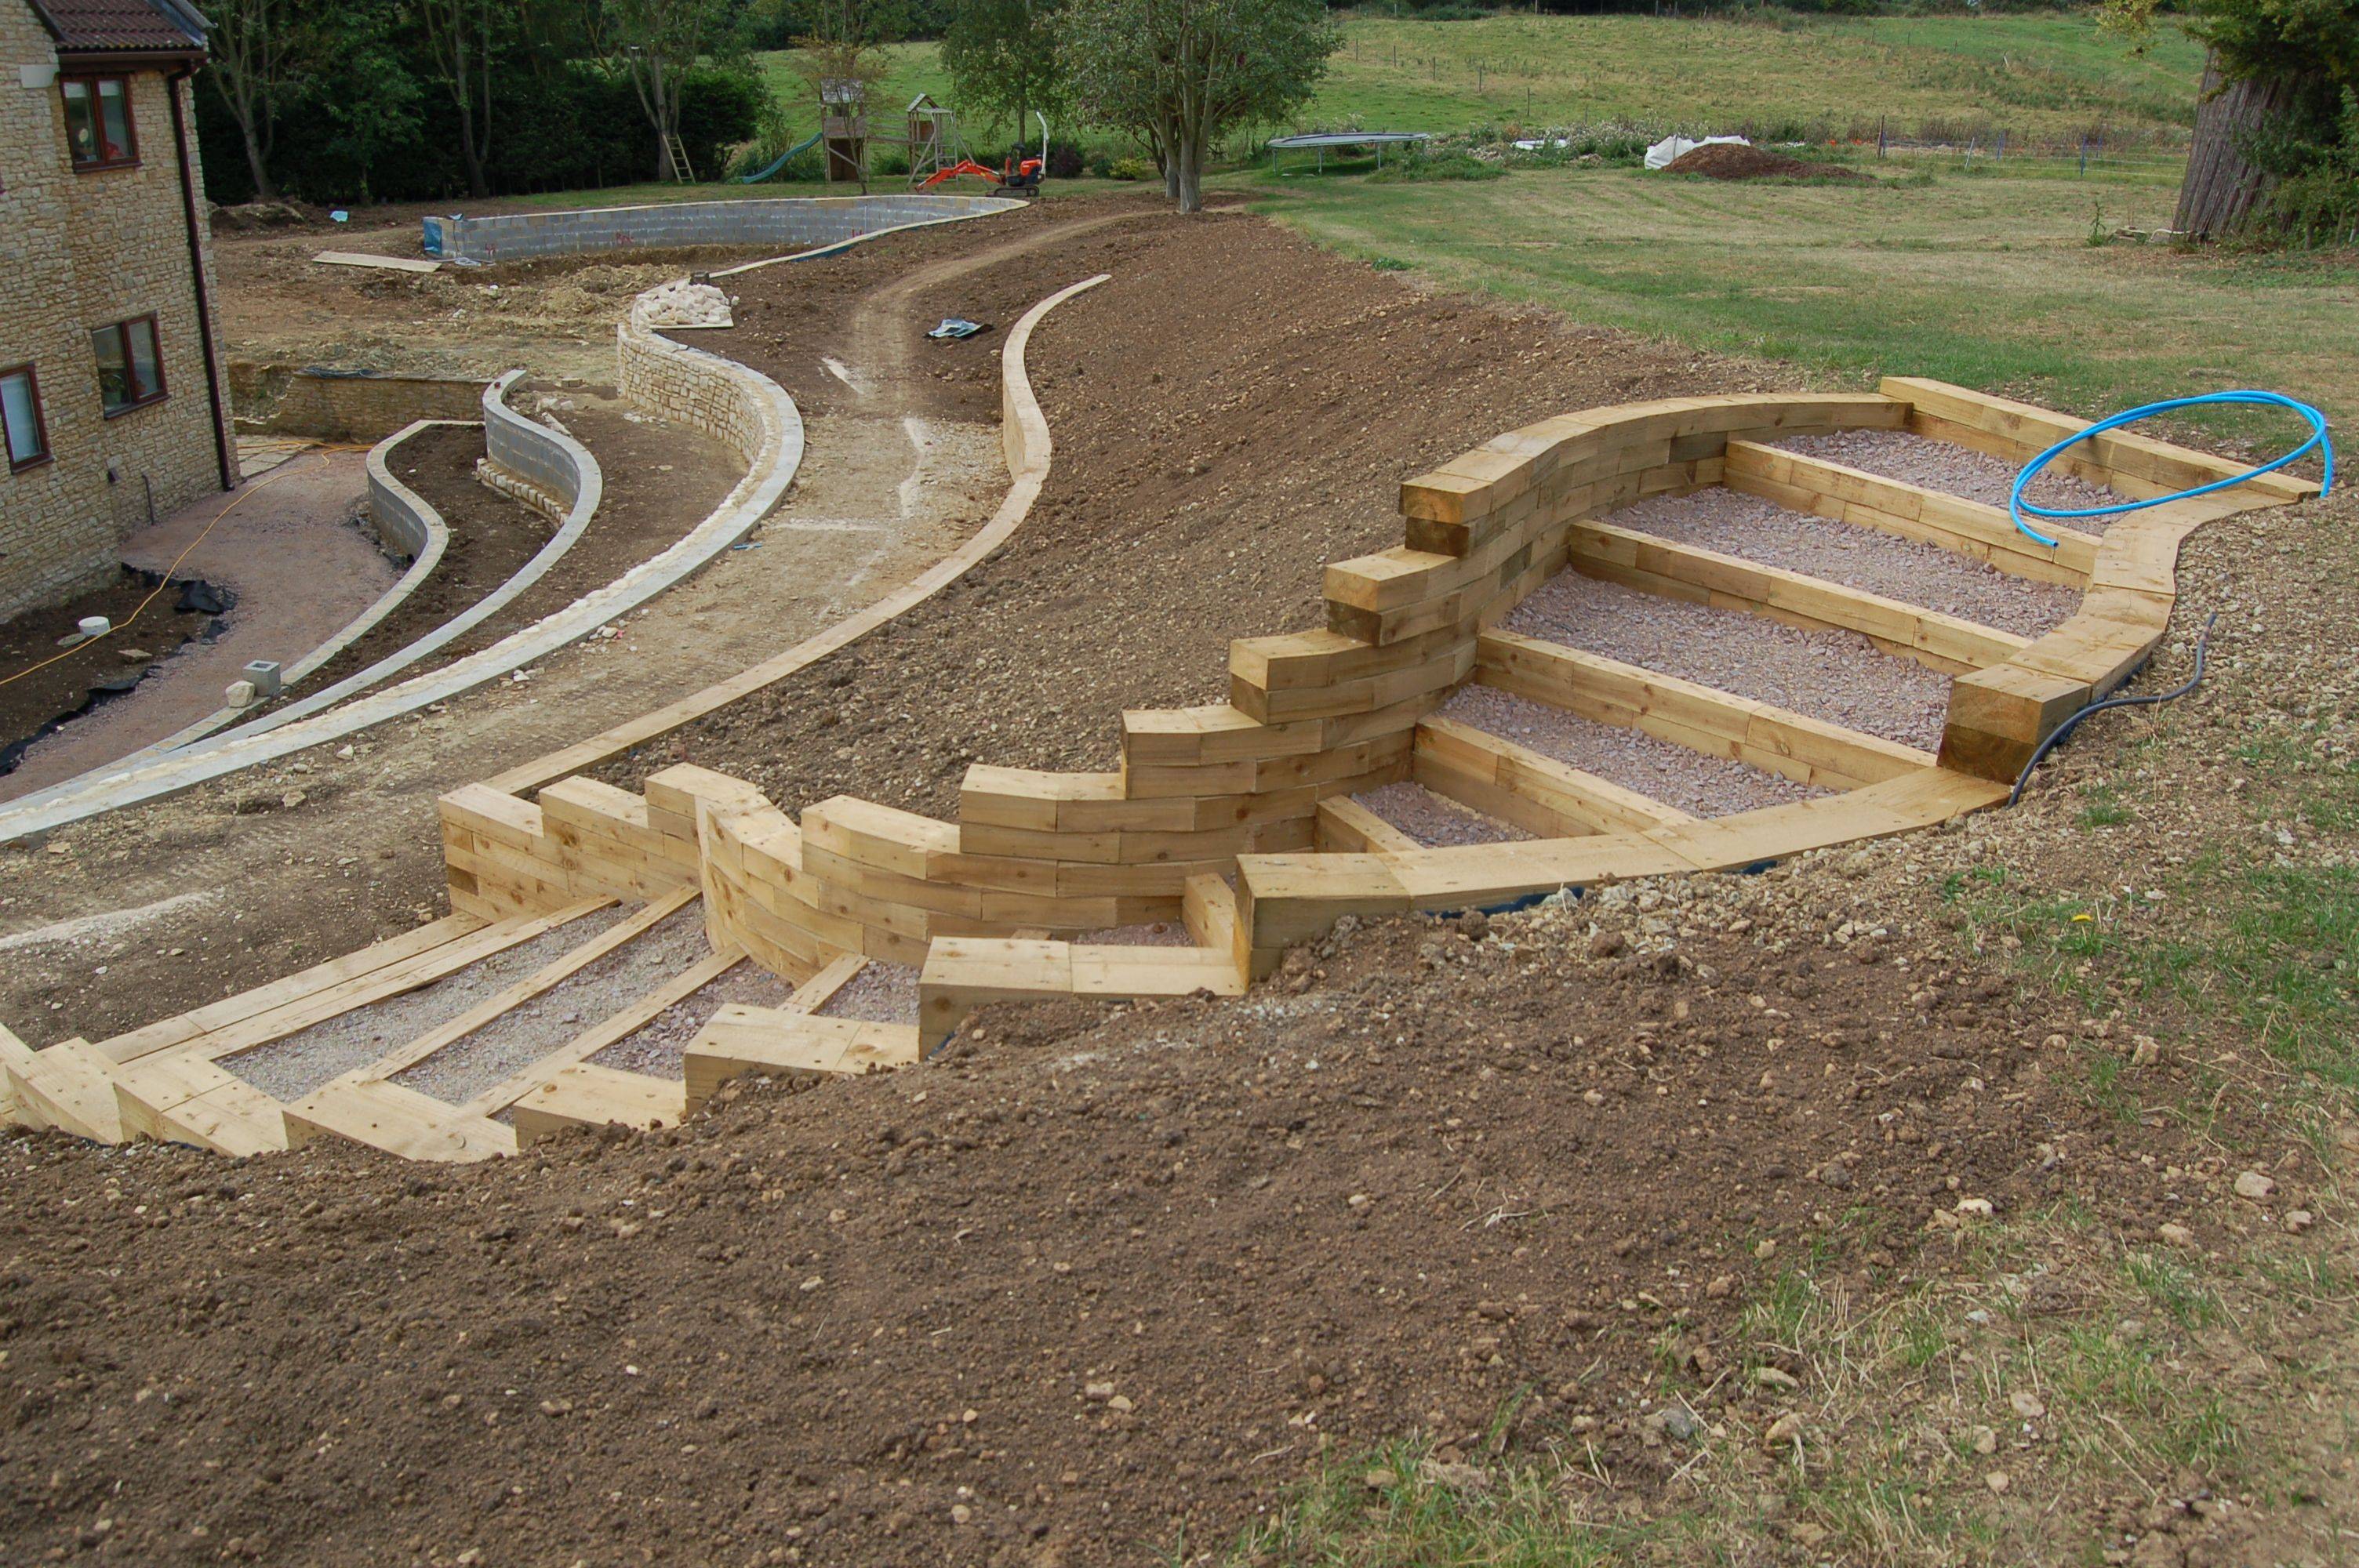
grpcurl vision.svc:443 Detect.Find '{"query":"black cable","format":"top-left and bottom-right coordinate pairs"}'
top-left (2009, 611), bottom-right (2220, 807)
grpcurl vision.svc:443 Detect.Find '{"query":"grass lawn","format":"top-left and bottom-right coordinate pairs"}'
top-left (1250, 162), bottom-right (2359, 441)
top-left (751, 12), bottom-right (2206, 158)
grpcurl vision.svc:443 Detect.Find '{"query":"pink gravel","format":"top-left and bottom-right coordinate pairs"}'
top-left (1438, 684), bottom-right (1824, 818)
top-left (1500, 572), bottom-right (1950, 751)
top-left (1601, 486), bottom-right (2080, 641)
top-left (1774, 429), bottom-right (2119, 524)
top-left (1354, 780), bottom-right (1534, 848)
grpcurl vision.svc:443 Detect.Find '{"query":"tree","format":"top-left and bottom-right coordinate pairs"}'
top-left (940, 0), bottom-right (1067, 157)
top-left (202, 0), bottom-right (297, 200)
top-left (1067, 0), bottom-right (1335, 213)
top-left (414, 0), bottom-right (507, 198)
top-left (2107, 0), bottom-right (2359, 238)
top-left (585, 0), bottom-right (743, 182)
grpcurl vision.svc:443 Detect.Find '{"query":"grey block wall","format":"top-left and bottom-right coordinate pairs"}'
top-left (423, 194), bottom-right (1022, 266)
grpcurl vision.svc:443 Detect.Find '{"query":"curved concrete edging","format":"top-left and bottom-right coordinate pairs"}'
top-left (133, 423), bottom-right (466, 756)
top-left (485, 270), bottom-right (1110, 797)
top-left (0, 307), bottom-right (801, 843)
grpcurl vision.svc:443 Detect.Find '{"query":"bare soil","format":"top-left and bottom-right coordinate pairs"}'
top-left (1666, 143), bottom-right (1870, 183)
top-left (0, 571), bottom-right (221, 777)
top-left (612, 209), bottom-right (1792, 817)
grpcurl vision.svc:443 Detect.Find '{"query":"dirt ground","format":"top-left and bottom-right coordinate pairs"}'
top-left (0, 572), bottom-right (221, 779)
top-left (1, 198), bottom-right (2352, 1567)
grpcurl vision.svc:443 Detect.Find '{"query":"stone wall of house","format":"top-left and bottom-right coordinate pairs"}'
top-left (0, 1), bottom-right (231, 622)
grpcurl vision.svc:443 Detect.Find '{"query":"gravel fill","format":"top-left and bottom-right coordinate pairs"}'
top-left (1354, 781), bottom-right (1534, 848)
top-left (1500, 572), bottom-right (1950, 751)
top-left (1077, 921), bottom-right (1196, 947)
top-left (221, 906), bottom-right (630, 1102)
top-left (389, 903), bottom-right (711, 1105)
top-left (1603, 486), bottom-right (2081, 641)
top-left (587, 962), bottom-right (797, 1081)
top-left (1437, 685), bottom-right (1825, 818)
top-left (1774, 429), bottom-right (2120, 523)
top-left (816, 960), bottom-right (919, 1026)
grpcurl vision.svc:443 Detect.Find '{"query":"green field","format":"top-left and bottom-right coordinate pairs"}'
top-left (751, 11), bottom-right (2207, 158)
top-left (1252, 162), bottom-right (2358, 436)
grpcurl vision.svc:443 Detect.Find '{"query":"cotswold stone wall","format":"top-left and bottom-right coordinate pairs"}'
top-left (0, 5), bottom-right (231, 620)
top-left (227, 362), bottom-right (485, 441)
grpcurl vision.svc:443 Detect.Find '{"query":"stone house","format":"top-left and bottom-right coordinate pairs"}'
top-left (0, 0), bottom-right (231, 622)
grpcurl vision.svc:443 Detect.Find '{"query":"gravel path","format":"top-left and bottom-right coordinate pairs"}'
top-left (1775, 429), bottom-right (2119, 522)
top-left (1602, 487), bottom-right (2081, 641)
top-left (817, 960), bottom-right (920, 1026)
top-left (1500, 573), bottom-right (1950, 751)
top-left (1438, 685), bottom-right (1825, 818)
top-left (1354, 781), bottom-right (1533, 848)
top-left (1078, 920), bottom-right (1196, 947)
top-left (587, 961), bottom-right (795, 1080)
top-left (389, 903), bottom-right (711, 1104)
top-left (220, 906), bottom-right (631, 1102)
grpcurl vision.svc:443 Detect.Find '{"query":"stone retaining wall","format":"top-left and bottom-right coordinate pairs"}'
top-left (229, 362), bottom-right (485, 442)
top-left (422, 194), bottom-right (1022, 266)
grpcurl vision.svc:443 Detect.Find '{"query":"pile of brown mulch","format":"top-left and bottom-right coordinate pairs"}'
top-left (1667, 143), bottom-right (1868, 182)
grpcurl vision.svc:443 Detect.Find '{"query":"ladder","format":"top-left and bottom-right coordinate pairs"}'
top-left (663, 131), bottom-right (696, 183)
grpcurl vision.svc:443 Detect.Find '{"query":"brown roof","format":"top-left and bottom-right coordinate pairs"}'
top-left (26, 0), bottom-right (207, 58)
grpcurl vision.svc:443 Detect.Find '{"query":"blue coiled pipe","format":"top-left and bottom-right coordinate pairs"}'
top-left (2008, 389), bottom-right (2335, 548)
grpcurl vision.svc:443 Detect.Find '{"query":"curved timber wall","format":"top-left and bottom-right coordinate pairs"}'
top-left (423, 194), bottom-right (1025, 266)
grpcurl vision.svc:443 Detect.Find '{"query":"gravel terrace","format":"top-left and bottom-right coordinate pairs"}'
top-left (1355, 779), bottom-right (1535, 847)
top-left (1775, 427), bottom-right (2121, 521)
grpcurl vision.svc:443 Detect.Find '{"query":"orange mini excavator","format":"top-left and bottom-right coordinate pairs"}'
top-left (920, 113), bottom-right (1049, 196)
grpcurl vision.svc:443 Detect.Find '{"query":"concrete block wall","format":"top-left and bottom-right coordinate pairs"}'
top-left (0, 4), bottom-right (231, 620)
top-left (481, 371), bottom-right (587, 510)
top-left (421, 194), bottom-right (1021, 266)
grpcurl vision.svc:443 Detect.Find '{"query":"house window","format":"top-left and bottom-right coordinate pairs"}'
top-left (61, 75), bottom-right (138, 170)
top-left (92, 316), bottom-right (165, 415)
top-left (2, 365), bottom-right (49, 472)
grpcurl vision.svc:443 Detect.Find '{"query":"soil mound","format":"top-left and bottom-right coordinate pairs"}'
top-left (1667, 142), bottom-right (1866, 182)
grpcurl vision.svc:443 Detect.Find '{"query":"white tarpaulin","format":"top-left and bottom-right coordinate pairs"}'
top-left (1645, 133), bottom-right (1751, 170)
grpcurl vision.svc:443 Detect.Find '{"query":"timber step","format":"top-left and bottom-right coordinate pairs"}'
top-left (2, 1029), bottom-right (125, 1143)
top-left (511, 1063), bottom-right (689, 1142)
top-left (684, 1007), bottom-right (921, 1110)
top-left (916, 936), bottom-right (1249, 1049)
top-left (284, 1079), bottom-right (518, 1163)
top-left (114, 1053), bottom-right (289, 1157)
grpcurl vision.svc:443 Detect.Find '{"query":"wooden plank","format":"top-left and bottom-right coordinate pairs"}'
top-left (1, 1030), bottom-right (122, 1142)
top-left (915, 937), bottom-right (1073, 1048)
top-left (1181, 873), bottom-right (1245, 982)
top-left (355, 887), bottom-right (697, 1085)
top-left (1475, 631), bottom-right (1934, 791)
top-left (1415, 717), bottom-right (1692, 836)
top-left (458, 942), bottom-right (743, 1118)
top-left (315, 250), bottom-right (442, 274)
top-left (684, 1007), bottom-right (919, 1110)
top-left (1883, 377), bottom-right (2318, 505)
top-left (283, 1079), bottom-right (517, 1163)
top-left (1721, 440), bottom-right (2101, 588)
top-left (1316, 797), bottom-right (1423, 855)
top-left (92, 913), bottom-right (489, 1065)
top-left (511, 1063), bottom-right (689, 1142)
top-left (114, 1052), bottom-right (289, 1156)
top-left (1568, 520), bottom-right (2030, 672)
top-left (1068, 945), bottom-right (1249, 1000)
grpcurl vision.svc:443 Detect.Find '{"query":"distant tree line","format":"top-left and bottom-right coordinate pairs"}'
top-left (191, 0), bottom-right (939, 206)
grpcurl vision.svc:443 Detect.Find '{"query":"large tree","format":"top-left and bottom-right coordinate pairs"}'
top-left (585, 0), bottom-right (743, 181)
top-left (940, 0), bottom-right (1067, 157)
top-left (1067, 0), bottom-right (1334, 213)
top-left (414, 0), bottom-right (508, 198)
top-left (2110, 0), bottom-right (2359, 237)
top-left (202, 0), bottom-right (299, 201)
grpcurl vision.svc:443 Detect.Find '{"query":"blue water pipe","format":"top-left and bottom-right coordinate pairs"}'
top-left (2008, 389), bottom-right (2334, 548)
